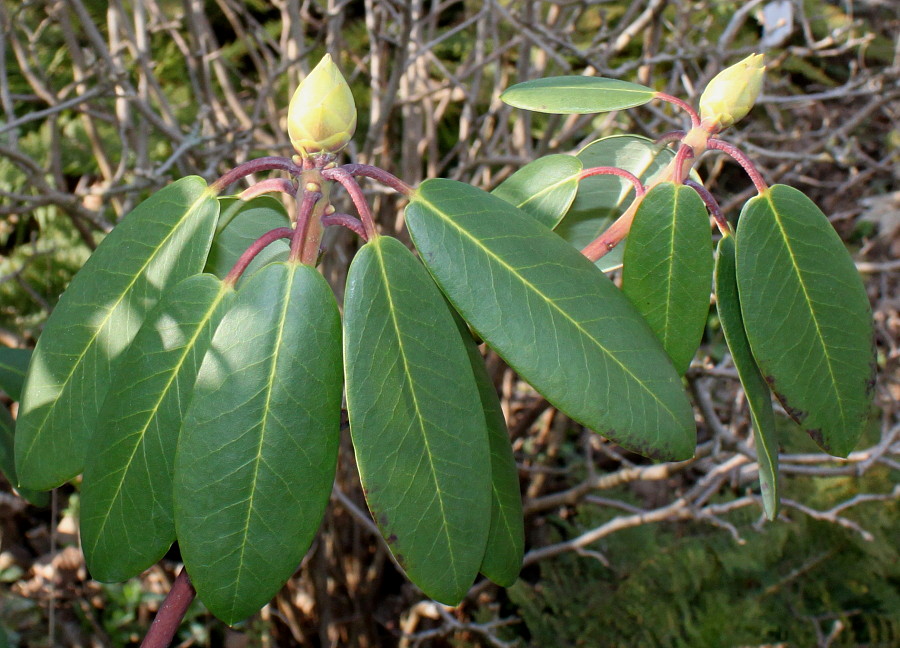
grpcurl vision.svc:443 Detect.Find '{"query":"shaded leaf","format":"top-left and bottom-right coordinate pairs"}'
top-left (406, 179), bottom-right (695, 461)
top-left (501, 76), bottom-right (655, 114)
top-left (16, 177), bottom-right (219, 489)
top-left (0, 348), bottom-right (31, 401)
top-left (715, 236), bottom-right (779, 519)
top-left (451, 313), bottom-right (523, 586)
top-left (623, 182), bottom-right (713, 374)
top-left (492, 155), bottom-right (582, 229)
top-left (344, 236), bottom-right (491, 605)
top-left (81, 274), bottom-right (235, 582)
top-left (175, 262), bottom-right (342, 624)
top-left (736, 185), bottom-right (874, 456)
top-left (557, 135), bottom-right (676, 271)
top-left (205, 196), bottom-right (290, 282)
top-left (0, 407), bottom-right (48, 506)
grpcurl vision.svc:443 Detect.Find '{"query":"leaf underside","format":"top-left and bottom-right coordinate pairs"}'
top-left (623, 182), bottom-right (713, 375)
top-left (15, 177), bottom-right (219, 489)
top-left (344, 236), bottom-right (491, 605)
top-left (715, 236), bottom-right (779, 519)
top-left (736, 185), bottom-right (874, 457)
top-left (501, 76), bottom-right (655, 114)
top-left (406, 179), bottom-right (696, 461)
top-left (491, 154), bottom-right (582, 230)
top-left (175, 262), bottom-right (343, 624)
top-left (81, 274), bottom-right (234, 582)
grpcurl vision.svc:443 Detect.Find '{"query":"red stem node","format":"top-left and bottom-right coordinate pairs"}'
top-left (322, 212), bottom-right (369, 240)
top-left (211, 156), bottom-right (303, 194)
top-left (320, 167), bottom-right (378, 239)
top-left (707, 138), bottom-right (769, 194)
top-left (334, 163), bottom-right (414, 196)
top-left (290, 190), bottom-right (322, 262)
top-left (238, 178), bottom-right (297, 201)
top-left (579, 166), bottom-right (645, 197)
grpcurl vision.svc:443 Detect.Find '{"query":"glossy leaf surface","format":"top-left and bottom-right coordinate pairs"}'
top-left (452, 314), bottom-right (524, 586)
top-left (0, 407), bottom-right (48, 506)
top-left (406, 179), bottom-right (695, 460)
top-left (81, 274), bottom-right (235, 582)
top-left (0, 348), bottom-right (31, 401)
top-left (623, 183), bottom-right (713, 374)
top-left (557, 135), bottom-right (676, 270)
top-left (15, 177), bottom-right (219, 489)
top-left (205, 196), bottom-right (290, 282)
top-left (492, 155), bottom-right (582, 229)
top-left (175, 262), bottom-right (342, 624)
top-left (736, 185), bottom-right (874, 456)
top-left (344, 236), bottom-right (491, 605)
top-left (501, 76), bottom-right (655, 114)
top-left (715, 236), bottom-right (779, 519)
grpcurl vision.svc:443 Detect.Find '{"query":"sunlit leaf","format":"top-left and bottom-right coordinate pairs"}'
top-left (492, 155), bottom-right (582, 229)
top-left (0, 348), bottom-right (31, 402)
top-left (501, 76), bottom-right (656, 114)
top-left (406, 179), bottom-right (695, 461)
top-left (81, 274), bottom-right (235, 582)
top-left (715, 236), bottom-right (779, 519)
top-left (736, 185), bottom-right (874, 456)
top-left (344, 236), bottom-right (491, 605)
top-left (15, 177), bottom-right (219, 489)
top-left (205, 196), bottom-right (290, 282)
top-left (623, 183), bottom-right (713, 374)
top-left (175, 262), bottom-right (342, 624)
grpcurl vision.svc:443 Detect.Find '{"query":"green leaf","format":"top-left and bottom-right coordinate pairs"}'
top-left (715, 236), bottom-right (779, 519)
top-left (80, 274), bottom-right (235, 582)
top-left (736, 185), bottom-right (874, 457)
top-left (406, 179), bottom-right (695, 461)
top-left (451, 314), bottom-right (523, 586)
top-left (557, 135), bottom-right (676, 271)
top-left (175, 262), bottom-right (342, 624)
top-left (205, 196), bottom-right (290, 282)
top-left (623, 183), bottom-right (713, 374)
top-left (15, 177), bottom-right (219, 490)
top-left (501, 76), bottom-right (656, 114)
top-left (0, 407), bottom-right (49, 506)
top-left (344, 236), bottom-right (491, 605)
top-left (492, 155), bottom-right (582, 229)
top-left (0, 348), bottom-right (31, 401)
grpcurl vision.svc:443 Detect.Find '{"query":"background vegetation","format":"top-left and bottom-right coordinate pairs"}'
top-left (1, 0), bottom-right (898, 646)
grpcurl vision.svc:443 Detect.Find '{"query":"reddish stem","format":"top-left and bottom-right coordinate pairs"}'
top-left (140, 569), bottom-right (195, 648)
top-left (655, 130), bottom-right (686, 147)
top-left (333, 164), bottom-right (414, 196)
top-left (238, 178), bottom-right (297, 201)
top-left (581, 199), bottom-right (640, 263)
top-left (211, 157), bottom-right (303, 193)
top-left (684, 179), bottom-right (732, 235)
top-left (654, 92), bottom-right (701, 128)
top-left (322, 212), bottom-right (369, 240)
top-left (224, 227), bottom-right (294, 285)
top-left (579, 166), bottom-right (645, 197)
top-left (707, 139), bottom-right (768, 194)
top-left (321, 167), bottom-right (378, 239)
top-left (290, 190), bottom-right (322, 262)
top-left (672, 144), bottom-right (695, 186)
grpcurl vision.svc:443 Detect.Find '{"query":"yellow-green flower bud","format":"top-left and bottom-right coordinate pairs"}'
top-left (699, 54), bottom-right (766, 132)
top-left (287, 54), bottom-right (357, 156)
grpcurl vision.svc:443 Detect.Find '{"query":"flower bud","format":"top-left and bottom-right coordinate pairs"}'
top-left (287, 54), bottom-right (357, 156)
top-left (699, 54), bottom-right (765, 132)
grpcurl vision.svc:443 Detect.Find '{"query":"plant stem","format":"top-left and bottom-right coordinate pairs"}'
top-left (685, 179), bottom-right (732, 235)
top-left (334, 163), bottom-right (414, 196)
top-left (224, 227), bottom-right (294, 285)
top-left (579, 166), bottom-right (645, 196)
top-left (672, 144), bottom-right (694, 186)
top-left (655, 130), bottom-right (686, 147)
top-left (140, 568), bottom-right (195, 648)
top-left (290, 189), bottom-right (322, 262)
top-left (210, 156), bottom-right (303, 194)
top-left (707, 138), bottom-right (768, 194)
top-left (238, 178), bottom-right (297, 201)
top-left (581, 199), bottom-right (640, 262)
top-left (322, 212), bottom-right (369, 240)
top-left (654, 92), bottom-right (701, 128)
top-left (321, 167), bottom-right (378, 239)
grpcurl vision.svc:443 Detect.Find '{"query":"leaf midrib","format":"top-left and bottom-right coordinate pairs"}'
top-left (415, 191), bottom-right (681, 426)
top-left (20, 186), bottom-right (214, 466)
top-left (513, 170), bottom-right (578, 211)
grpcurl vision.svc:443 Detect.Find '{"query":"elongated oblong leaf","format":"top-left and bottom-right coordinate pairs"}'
top-left (80, 274), bottom-right (235, 582)
top-left (715, 236), bottom-right (779, 519)
top-left (623, 183), bottom-right (713, 374)
top-left (451, 314), bottom-right (523, 586)
top-left (406, 179), bottom-right (696, 460)
top-left (0, 348), bottom-right (31, 401)
top-left (205, 196), bottom-right (290, 282)
top-left (0, 407), bottom-right (48, 506)
top-left (344, 236), bottom-right (491, 605)
top-left (175, 262), bottom-right (342, 624)
top-left (501, 76), bottom-right (655, 114)
top-left (16, 177), bottom-right (219, 489)
top-left (736, 185), bottom-right (874, 456)
top-left (492, 155), bottom-right (582, 229)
